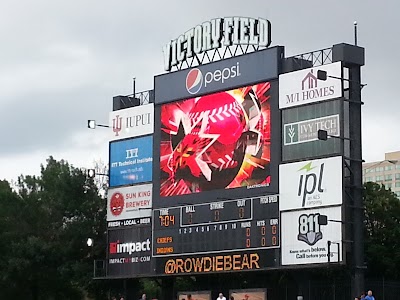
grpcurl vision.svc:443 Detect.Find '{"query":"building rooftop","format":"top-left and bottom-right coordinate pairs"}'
top-left (363, 151), bottom-right (400, 167)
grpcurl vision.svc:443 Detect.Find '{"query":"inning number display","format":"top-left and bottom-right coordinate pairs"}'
top-left (152, 195), bottom-right (279, 256)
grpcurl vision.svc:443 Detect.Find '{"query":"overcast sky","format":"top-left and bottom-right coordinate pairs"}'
top-left (0, 0), bottom-right (398, 182)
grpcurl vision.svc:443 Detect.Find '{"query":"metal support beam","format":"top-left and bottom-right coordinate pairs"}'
top-left (349, 64), bottom-right (365, 296)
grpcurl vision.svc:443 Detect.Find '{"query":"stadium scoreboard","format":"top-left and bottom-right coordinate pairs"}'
top-left (152, 195), bottom-right (279, 256)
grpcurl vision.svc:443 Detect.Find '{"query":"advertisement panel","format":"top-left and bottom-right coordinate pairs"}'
top-left (284, 115), bottom-right (339, 145)
top-left (282, 100), bottom-right (342, 161)
top-left (177, 291), bottom-right (211, 300)
top-left (109, 103), bottom-right (154, 141)
top-left (279, 62), bottom-right (342, 109)
top-left (279, 156), bottom-right (343, 211)
top-left (281, 206), bottom-right (342, 265)
top-left (229, 289), bottom-right (267, 300)
top-left (156, 249), bottom-right (278, 275)
top-left (107, 184), bottom-right (152, 221)
top-left (107, 224), bottom-right (154, 277)
top-left (154, 47), bottom-right (282, 104)
top-left (158, 82), bottom-right (274, 198)
top-left (107, 216), bottom-right (151, 229)
top-left (109, 136), bottom-right (153, 187)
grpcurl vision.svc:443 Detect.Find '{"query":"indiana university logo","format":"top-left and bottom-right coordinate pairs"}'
top-left (113, 115), bottom-right (122, 136)
top-left (297, 161), bottom-right (325, 207)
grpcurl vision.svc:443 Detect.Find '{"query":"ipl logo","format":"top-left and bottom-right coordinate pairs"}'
top-left (113, 115), bottom-right (122, 136)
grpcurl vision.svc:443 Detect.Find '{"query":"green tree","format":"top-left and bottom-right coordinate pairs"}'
top-left (364, 181), bottom-right (400, 279)
top-left (0, 156), bottom-right (108, 299)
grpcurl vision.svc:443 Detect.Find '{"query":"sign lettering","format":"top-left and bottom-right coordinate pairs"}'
top-left (163, 253), bottom-right (260, 274)
top-left (163, 17), bottom-right (272, 71)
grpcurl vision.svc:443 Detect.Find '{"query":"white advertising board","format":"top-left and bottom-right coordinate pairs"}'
top-left (109, 103), bottom-right (154, 141)
top-left (283, 114), bottom-right (340, 146)
top-left (229, 289), bottom-right (267, 300)
top-left (107, 183), bottom-right (152, 221)
top-left (279, 156), bottom-right (343, 211)
top-left (279, 62), bottom-right (343, 109)
top-left (281, 206), bottom-right (342, 265)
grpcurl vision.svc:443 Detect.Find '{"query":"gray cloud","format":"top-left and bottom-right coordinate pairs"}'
top-left (0, 0), bottom-right (398, 178)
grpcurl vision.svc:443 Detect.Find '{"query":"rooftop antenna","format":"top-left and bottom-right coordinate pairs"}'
top-left (132, 77), bottom-right (136, 97)
top-left (354, 21), bottom-right (358, 46)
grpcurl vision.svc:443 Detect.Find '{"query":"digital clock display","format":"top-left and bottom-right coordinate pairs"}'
top-left (159, 215), bottom-right (176, 227)
top-left (152, 195), bottom-right (279, 257)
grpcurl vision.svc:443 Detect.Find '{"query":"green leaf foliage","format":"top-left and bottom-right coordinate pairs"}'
top-left (364, 181), bottom-right (400, 279)
top-left (1, 160), bottom-right (400, 298)
top-left (0, 156), bottom-right (107, 299)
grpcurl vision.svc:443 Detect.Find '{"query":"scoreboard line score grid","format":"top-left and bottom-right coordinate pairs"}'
top-left (152, 195), bottom-right (279, 257)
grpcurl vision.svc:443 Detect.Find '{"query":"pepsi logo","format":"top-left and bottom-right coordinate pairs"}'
top-left (186, 68), bottom-right (203, 94)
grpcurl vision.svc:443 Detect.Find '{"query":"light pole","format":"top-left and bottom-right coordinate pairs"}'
top-left (318, 215), bottom-right (351, 264)
top-left (87, 238), bottom-right (96, 278)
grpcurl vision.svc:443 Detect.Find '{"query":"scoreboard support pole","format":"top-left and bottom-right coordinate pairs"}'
top-left (332, 43), bottom-right (365, 297)
top-left (348, 49), bottom-right (365, 298)
top-left (160, 277), bottom-right (174, 300)
top-left (293, 270), bottom-right (310, 300)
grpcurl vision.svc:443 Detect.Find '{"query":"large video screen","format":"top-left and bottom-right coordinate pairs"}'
top-left (159, 82), bottom-right (272, 197)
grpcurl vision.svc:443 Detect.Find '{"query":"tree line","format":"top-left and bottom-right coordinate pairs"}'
top-left (0, 157), bottom-right (399, 299)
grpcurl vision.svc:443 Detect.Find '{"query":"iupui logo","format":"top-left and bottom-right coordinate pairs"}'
top-left (185, 62), bottom-right (241, 95)
top-left (109, 192), bottom-right (124, 216)
top-left (297, 161), bottom-right (325, 207)
top-left (112, 115), bottom-right (122, 136)
top-left (297, 213), bottom-right (325, 246)
top-left (109, 239), bottom-right (151, 255)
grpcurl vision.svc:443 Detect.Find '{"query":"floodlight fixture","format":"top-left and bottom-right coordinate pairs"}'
top-left (87, 238), bottom-right (93, 247)
top-left (87, 169), bottom-right (109, 178)
top-left (317, 129), bottom-right (352, 141)
top-left (87, 120), bottom-right (110, 129)
top-left (317, 70), bottom-right (327, 81)
top-left (316, 70), bottom-right (367, 89)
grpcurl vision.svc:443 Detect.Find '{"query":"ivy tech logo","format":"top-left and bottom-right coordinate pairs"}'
top-left (285, 124), bottom-right (298, 144)
top-left (284, 115), bottom-right (340, 146)
top-left (297, 161), bottom-right (325, 207)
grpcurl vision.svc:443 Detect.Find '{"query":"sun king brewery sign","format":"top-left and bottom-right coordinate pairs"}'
top-left (163, 17), bottom-right (272, 71)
